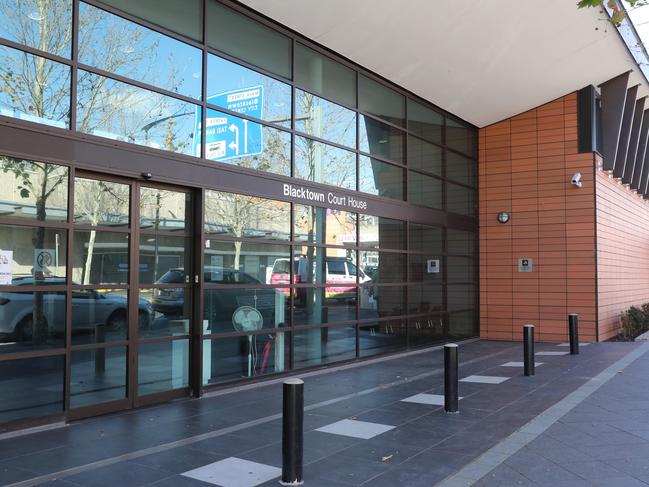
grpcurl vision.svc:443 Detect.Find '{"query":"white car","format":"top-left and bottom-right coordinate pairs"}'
top-left (0, 276), bottom-right (153, 341)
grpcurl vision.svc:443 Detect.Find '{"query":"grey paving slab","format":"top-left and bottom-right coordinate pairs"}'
top-left (65, 461), bottom-right (171, 487)
top-left (181, 457), bottom-right (281, 487)
top-left (535, 351), bottom-right (570, 356)
top-left (400, 393), bottom-right (463, 405)
top-left (315, 419), bottom-right (395, 439)
top-left (500, 361), bottom-right (544, 367)
top-left (460, 375), bottom-right (510, 384)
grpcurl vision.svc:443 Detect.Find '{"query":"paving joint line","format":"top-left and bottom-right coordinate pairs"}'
top-left (435, 341), bottom-right (649, 487)
top-left (4, 343), bottom-right (516, 487)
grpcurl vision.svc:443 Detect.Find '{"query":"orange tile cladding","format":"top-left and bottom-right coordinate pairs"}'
top-left (481, 93), bottom-right (649, 341)
top-left (596, 155), bottom-right (649, 340)
top-left (479, 93), bottom-right (598, 342)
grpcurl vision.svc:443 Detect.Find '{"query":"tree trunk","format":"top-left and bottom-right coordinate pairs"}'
top-left (83, 229), bottom-right (97, 285)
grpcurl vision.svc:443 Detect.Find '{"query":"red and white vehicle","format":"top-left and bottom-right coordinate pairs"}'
top-left (269, 256), bottom-right (370, 301)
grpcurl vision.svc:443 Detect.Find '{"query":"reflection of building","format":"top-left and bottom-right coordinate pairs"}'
top-left (5, 0), bottom-right (645, 434)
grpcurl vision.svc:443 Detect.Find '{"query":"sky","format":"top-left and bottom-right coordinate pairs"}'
top-left (625, 1), bottom-right (649, 79)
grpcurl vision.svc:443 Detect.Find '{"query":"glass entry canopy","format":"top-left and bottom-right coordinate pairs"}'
top-left (69, 174), bottom-right (194, 416)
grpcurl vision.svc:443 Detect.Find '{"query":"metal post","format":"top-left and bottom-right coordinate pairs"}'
top-left (281, 378), bottom-right (304, 486)
top-left (523, 324), bottom-right (535, 376)
top-left (568, 314), bottom-right (579, 355)
top-left (95, 324), bottom-right (105, 374)
top-left (444, 343), bottom-right (459, 413)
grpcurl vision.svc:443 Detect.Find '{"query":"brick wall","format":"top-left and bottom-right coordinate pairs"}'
top-left (596, 163), bottom-right (649, 340)
top-left (479, 94), bottom-right (598, 342)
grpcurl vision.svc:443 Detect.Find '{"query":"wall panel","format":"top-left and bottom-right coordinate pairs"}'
top-left (479, 94), bottom-right (597, 342)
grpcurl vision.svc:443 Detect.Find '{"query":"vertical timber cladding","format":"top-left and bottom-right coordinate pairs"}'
top-left (479, 93), bottom-right (598, 342)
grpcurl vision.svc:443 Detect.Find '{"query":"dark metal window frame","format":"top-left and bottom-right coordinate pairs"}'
top-left (0, 0), bottom-right (479, 428)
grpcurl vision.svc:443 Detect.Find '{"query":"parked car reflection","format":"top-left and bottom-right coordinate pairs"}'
top-left (152, 267), bottom-right (287, 334)
top-left (0, 276), bottom-right (153, 342)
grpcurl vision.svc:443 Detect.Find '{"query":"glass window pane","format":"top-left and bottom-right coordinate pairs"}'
top-left (294, 205), bottom-right (357, 246)
top-left (448, 256), bottom-right (473, 283)
top-left (0, 157), bottom-right (68, 222)
top-left (207, 1), bottom-right (291, 79)
top-left (295, 43), bottom-right (355, 107)
top-left (448, 284), bottom-right (474, 312)
top-left (293, 287), bottom-right (356, 326)
top-left (0, 225), bottom-right (67, 284)
top-left (0, 45), bottom-right (71, 129)
top-left (447, 118), bottom-right (476, 156)
top-left (359, 216), bottom-right (405, 250)
top-left (447, 182), bottom-right (475, 216)
top-left (203, 288), bottom-right (288, 334)
top-left (77, 70), bottom-right (201, 156)
top-left (408, 171), bottom-right (442, 209)
top-left (293, 288), bottom-right (356, 325)
top-left (71, 288), bottom-right (133, 344)
top-left (96, 0), bottom-right (202, 41)
top-left (293, 325), bottom-right (355, 368)
top-left (0, 291), bottom-right (65, 352)
top-left (292, 246), bottom-right (357, 286)
top-left (407, 135), bottom-right (442, 175)
top-left (409, 314), bottom-right (445, 347)
top-left (449, 310), bottom-right (476, 338)
top-left (447, 151), bottom-right (475, 186)
top-left (72, 231), bottom-right (129, 285)
top-left (206, 240), bottom-right (290, 285)
top-left (205, 108), bottom-right (290, 175)
top-left (359, 251), bottom-right (404, 284)
top-left (359, 116), bottom-right (404, 164)
top-left (139, 236), bottom-right (189, 284)
top-left (409, 223), bottom-right (443, 254)
top-left (74, 178), bottom-right (130, 227)
top-left (407, 99), bottom-right (443, 144)
top-left (0, 356), bottom-right (64, 424)
top-left (203, 332), bottom-right (288, 384)
top-left (295, 136), bottom-right (356, 190)
top-left (138, 339), bottom-right (189, 394)
top-left (447, 229), bottom-right (474, 256)
top-left (207, 54), bottom-right (291, 127)
top-left (359, 285), bottom-right (404, 319)
top-left (408, 283), bottom-right (443, 314)
top-left (359, 320), bottom-right (407, 357)
top-left (358, 156), bottom-right (403, 201)
top-left (0, 0), bottom-right (72, 56)
top-left (204, 190), bottom-right (291, 240)
top-left (296, 89), bottom-right (356, 148)
top-left (79, 3), bottom-right (202, 100)
top-left (359, 75), bottom-right (405, 127)
top-left (139, 188), bottom-right (189, 231)
top-left (70, 346), bottom-right (127, 407)
top-left (409, 254), bottom-right (443, 283)
top-left (143, 287), bottom-right (190, 337)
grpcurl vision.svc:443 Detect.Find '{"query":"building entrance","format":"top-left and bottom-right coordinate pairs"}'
top-left (68, 173), bottom-right (196, 419)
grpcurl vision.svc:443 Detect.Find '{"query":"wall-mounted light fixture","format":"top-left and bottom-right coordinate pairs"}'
top-left (497, 211), bottom-right (510, 224)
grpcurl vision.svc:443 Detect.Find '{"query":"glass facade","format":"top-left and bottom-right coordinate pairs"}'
top-left (0, 0), bottom-right (477, 428)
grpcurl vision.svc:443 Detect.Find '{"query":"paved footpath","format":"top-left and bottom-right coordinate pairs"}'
top-left (444, 340), bottom-right (649, 486)
top-left (0, 339), bottom-right (645, 487)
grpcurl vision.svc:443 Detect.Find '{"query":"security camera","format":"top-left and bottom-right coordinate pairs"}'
top-left (571, 172), bottom-right (582, 188)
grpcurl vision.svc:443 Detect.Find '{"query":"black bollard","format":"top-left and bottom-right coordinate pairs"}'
top-left (281, 378), bottom-right (304, 486)
top-left (568, 314), bottom-right (579, 355)
top-left (523, 324), bottom-right (535, 376)
top-left (444, 343), bottom-right (459, 413)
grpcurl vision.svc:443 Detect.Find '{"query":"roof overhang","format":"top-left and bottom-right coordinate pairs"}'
top-left (238, 0), bottom-right (649, 127)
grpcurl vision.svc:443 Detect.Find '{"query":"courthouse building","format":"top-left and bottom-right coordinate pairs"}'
top-left (0, 0), bottom-right (647, 431)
